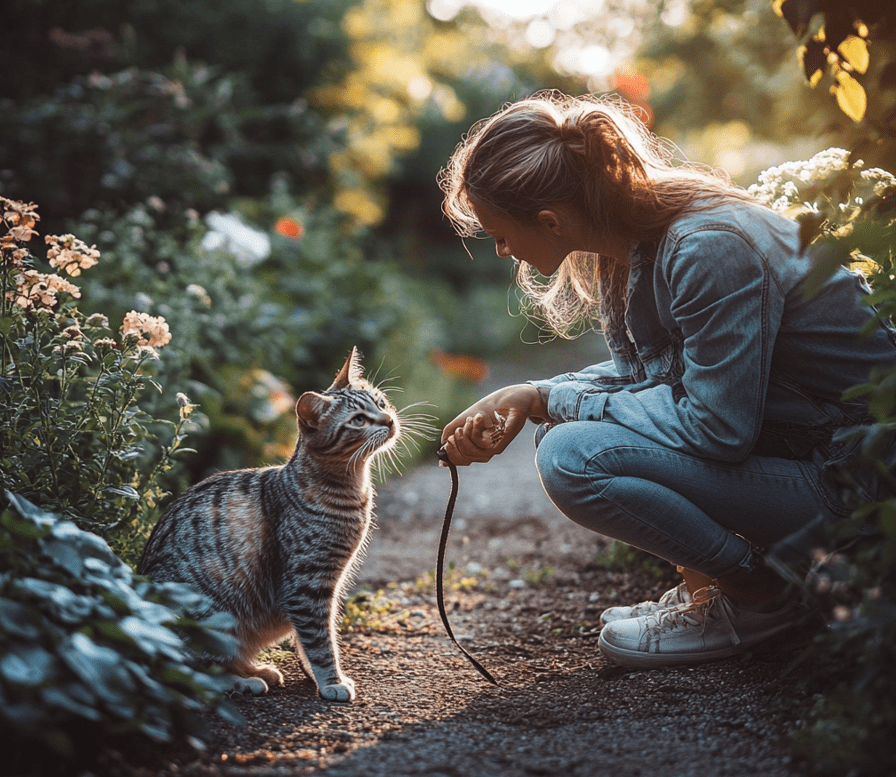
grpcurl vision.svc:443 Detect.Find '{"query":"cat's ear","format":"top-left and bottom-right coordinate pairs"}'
top-left (329, 346), bottom-right (364, 390)
top-left (296, 391), bottom-right (334, 430)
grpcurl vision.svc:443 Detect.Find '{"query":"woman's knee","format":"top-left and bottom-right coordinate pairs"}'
top-left (535, 422), bottom-right (608, 504)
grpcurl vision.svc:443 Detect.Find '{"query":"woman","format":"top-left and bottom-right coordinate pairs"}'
top-left (437, 91), bottom-right (896, 668)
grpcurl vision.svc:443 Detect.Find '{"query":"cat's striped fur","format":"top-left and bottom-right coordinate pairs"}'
top-left (138, 348), bottom-right (406, 702)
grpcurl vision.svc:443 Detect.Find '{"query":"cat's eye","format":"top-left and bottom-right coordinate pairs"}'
top-left (377, 398), bottom-right (387, 409)
top-left (348, 415), bottom-right (369, 427)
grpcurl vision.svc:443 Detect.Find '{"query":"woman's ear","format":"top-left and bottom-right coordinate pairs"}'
top-left (536, 208), bottom-right (565, 236)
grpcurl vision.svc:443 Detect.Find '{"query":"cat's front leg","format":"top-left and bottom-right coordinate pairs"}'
top-left (287, 604), bottom-right (355, 702)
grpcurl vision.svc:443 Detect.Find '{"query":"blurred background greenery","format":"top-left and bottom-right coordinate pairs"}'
top-left (2, 0), bottom-right (892, 481)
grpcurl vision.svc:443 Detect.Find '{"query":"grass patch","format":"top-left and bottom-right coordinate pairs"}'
top-left (592, 541), bottom-right (669, 578)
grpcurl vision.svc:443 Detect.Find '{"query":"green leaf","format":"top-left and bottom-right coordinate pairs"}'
top-left (797, 210), bottom-right (827, 250)
top-left (0, 598), bottom-right (43, 640)
top-left (214, 698), bottom-right (246, 726)
top-left (41, 685), bottom-right (102, 721)
top-left (0, 644), bottom-right (56, 686)
top-left (3, 492), bottom-right (57, 538)
top-left (841, 383), bottom-right (874, 401)
top-left (104, 485), bottom-right (140, 500)
top-left (58, 632), bottom-right (133, 703)
top-left (804, 240), bottom-right (852, 298)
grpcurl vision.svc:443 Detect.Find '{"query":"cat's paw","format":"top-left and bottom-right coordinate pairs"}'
top-left (230, 664), bottom-right (284, 696)
top-left (319, 677), bottom-right (355, 702)
top-left (253, 663), bottom-right (285, 688)
top-left (232, 676), bottom-right (270, 696)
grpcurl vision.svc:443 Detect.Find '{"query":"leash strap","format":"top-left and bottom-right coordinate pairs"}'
top-left (435, 447), bottom-right (498, 686)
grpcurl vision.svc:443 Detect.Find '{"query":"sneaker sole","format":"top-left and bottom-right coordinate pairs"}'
top-left (597, 622), bottom-right (796, 669)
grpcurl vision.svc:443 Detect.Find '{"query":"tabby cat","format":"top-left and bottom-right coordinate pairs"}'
top-left (139, 347), bottom-right (426, 701)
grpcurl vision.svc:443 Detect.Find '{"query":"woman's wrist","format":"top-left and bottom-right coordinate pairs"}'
top-left (526, 384), bottom-right (551, 423)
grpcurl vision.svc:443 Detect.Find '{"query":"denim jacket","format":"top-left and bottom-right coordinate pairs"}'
top-left (530, 200), bottom-right (896, 506)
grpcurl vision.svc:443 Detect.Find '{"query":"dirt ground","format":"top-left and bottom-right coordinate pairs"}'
top-left (115, 339), bottom-right (813, 777)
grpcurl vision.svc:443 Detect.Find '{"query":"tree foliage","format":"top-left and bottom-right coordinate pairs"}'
top-left (774, 0), bottom-right (896, 165)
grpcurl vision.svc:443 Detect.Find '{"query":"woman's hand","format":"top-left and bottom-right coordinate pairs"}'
top-left (439, 383), bottom-right (549, 466)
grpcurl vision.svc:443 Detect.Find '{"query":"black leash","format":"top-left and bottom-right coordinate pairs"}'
top-left (435, 446), bottom-right (499, 686)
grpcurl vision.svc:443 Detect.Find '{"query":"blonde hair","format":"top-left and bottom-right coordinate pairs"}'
top-left (438, 90), bottom-right (752, 338)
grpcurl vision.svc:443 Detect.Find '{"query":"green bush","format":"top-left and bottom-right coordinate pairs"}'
top-left (0, 491), bottom-right (243, 775)
top-left (752, 150), bottom-right (896, 777)
top-left (0, 0), bottom-right (351, 228)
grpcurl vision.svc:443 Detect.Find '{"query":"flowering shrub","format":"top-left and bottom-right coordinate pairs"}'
top-left (66, 195), bottom-right (435, 477)
top-left (0, 492), bottom-right (242, 774)
top-left (748, 146), bottom-right (896, 266)
top-left (751, 151), bottom-right (896, 777)
top-left (0, 198), bottom-right (193, 566)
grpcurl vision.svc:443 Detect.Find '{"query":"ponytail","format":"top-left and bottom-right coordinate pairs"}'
top-left (438, 90), bottom-right (750, 338)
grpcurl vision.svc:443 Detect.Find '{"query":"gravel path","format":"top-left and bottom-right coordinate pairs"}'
top-left (116, 336), bottom-right (810, 777)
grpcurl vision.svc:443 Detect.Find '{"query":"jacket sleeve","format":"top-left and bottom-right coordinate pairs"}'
top-left (528, 360), bottom-right (623, 390)
top-left (539, 229), bottom-right (785, 462)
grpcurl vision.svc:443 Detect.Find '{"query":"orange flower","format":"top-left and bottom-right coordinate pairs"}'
top-left (430, 349), bottom-right (490, 384)
top-left (274, 217), bottom-right (304, 239)
top-left (611, 69), bottom-right (650, 101)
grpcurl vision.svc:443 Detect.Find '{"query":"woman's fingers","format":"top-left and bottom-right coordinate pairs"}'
top-left (442, 418), bottom-right (492, 465)
top-left (439, 384), bottom-right (544, 465)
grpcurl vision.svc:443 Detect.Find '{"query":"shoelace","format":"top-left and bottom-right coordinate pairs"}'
top-left (647, 587), bottom-right (742, 646)
top-left (435, 446), bottom-right (498, 686)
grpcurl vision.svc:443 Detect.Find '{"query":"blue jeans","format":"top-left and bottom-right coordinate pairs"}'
top-left (534, 421), bottom-right (840, 579)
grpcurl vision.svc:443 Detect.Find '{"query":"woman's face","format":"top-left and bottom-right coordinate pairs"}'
top-left (472, 203), bottom-right (580, 277)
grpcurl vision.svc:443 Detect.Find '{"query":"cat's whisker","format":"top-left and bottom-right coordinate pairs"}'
top-left (398, 400), bottom-right (436, 413)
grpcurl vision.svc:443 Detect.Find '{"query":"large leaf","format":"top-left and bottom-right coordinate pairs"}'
top-left (2, 492), bottom-right (56, 538)
top-left (13, 578), bottom-right (94, 624)
top-left (0, 643), bottom-right (56, 686)
top-left (41, 685), bottom-right (102, 721)
top-left (803, 239), bottom-right (853, 297)
top-left (58, 632), bottom-right (134, 704)
top-left (0, 598), bottom-right (43, 640)
top-left (835, 70), bottom-right (867, 122)
top-left (778, 0), bottom-right (821, 38)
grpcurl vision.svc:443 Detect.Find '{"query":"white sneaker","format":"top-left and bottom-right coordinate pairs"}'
top-left (599, 582), bottom-right (691, 626)
top-left (598, 585), bottom-right (799, 668)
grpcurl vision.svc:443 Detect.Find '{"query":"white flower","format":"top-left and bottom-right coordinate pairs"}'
top-left (186, 283), bottom-right (212, 307)
top-left (200, 211), bottom-right (271, 267)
